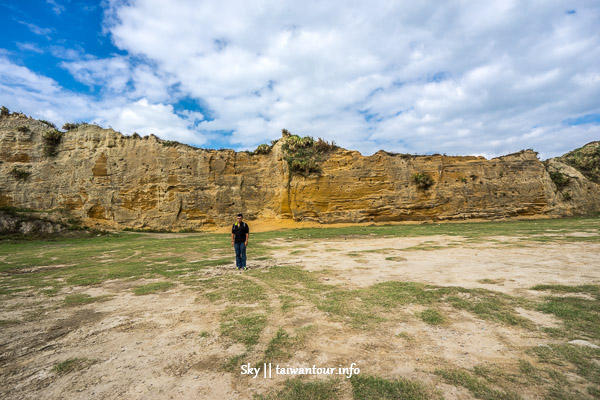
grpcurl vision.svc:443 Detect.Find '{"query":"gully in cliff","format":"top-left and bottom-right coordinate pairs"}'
top-left (231, 213), bottom-right (250, 270)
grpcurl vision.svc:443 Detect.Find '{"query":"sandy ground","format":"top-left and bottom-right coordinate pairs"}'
top-left (1, 234), bottom-right (599, 399)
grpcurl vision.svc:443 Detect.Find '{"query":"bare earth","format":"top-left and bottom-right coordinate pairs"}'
top-left (1, 234), bottom-right (599, 399)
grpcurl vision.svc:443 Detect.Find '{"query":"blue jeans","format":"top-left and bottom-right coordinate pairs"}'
top-left (234, 242), bottom-right (246, 269)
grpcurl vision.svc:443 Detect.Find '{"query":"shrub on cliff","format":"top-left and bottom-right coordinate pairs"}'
top-left (1, 106), bottom-right (9, 117)
top-left (62, 122), bottom-right (84, 131)
top-left (412, 172), bottom-right (434, 190)
top-left (10, 167), bottom-right (31, 181)
top-left (252, 143), bottom-right (273, 155)
top-left (558, 141), bottom-right (600, 184)
top-left (43, 129), bottom-right (64, 157)
top-left (549, 171), bottom-right (570, 189)
top-left (281, 131), bottom-right (336, 176)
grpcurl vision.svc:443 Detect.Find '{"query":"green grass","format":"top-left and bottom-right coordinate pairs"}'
top-left (258, 378), bottom-right (341, 400)
top-left (350, 375), bottom-right (441, 400)
top-left (52, 358), bottom-right (92, 375)
top-left (253, 215), bottom-right (600, 243)
top-left (435, 368), bottom-right (521, 400)
top-left (260, 326), bottom-right (314, 365)
top-left (133, 282), bottom-right (175, 295)
top-left (419, 308), bottom-right (445, 325)
top-left (220, 306), bottom-right (267, 350)
top-left (2, 217), bottom-right (600, 398)
top-left (532, 285), bottom-right (600, 340)
top-left (64, 293), bottom-right (111, 305)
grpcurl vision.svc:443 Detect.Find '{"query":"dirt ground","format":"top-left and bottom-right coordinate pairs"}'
top-left (1, 234), bottom-right (599, 399)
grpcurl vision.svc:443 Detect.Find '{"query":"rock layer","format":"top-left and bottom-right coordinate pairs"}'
top-left (1, 114), bottom-right (599, 230)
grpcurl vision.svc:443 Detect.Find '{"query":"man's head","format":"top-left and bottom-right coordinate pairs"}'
top-left (237, 213), bottom-right (243, 221)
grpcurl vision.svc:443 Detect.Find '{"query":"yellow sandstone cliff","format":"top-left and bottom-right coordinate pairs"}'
top-left (1, 113), bottom-right (599, 230)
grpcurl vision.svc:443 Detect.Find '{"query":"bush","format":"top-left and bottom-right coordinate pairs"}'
top-left (412, 172), bottom-right (434, 189)
top-left (43, 129), bottom-right (64, 157)
top-left (10, 167), bottom-right (31, 181)
top-left (40, 120), bottom-right (56, 129)
top-left (561, 191), bottom-right (573, 201)
top-left (16, 126), bottom-right (29, 133)
top-left (280, 131), bottom-right (336, 176)
top-left (161, 140), bottom-right (179, 147)
top-left (550, 171), bottom-right (570, 189)
top-left (0, 106), bottom-right (9, 117)
top-left (62, 122), bottom-right (84, 131)
top-left (252, 143), bottom-right (273, 155)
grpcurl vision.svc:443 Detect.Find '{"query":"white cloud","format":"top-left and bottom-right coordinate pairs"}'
top-left (93, 99), bottom-right (206, 145)
top-left (0, 57), bottom-right (206, 144)
top-left (3, 0), bottom-right (600, 157)
top-left (97, 0), bottom-right (600, 156)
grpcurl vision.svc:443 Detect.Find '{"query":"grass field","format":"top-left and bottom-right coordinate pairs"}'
top-left (1, 216), bottom-right (599, 399)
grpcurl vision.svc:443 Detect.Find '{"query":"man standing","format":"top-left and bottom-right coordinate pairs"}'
top-left (231, 213), bottom-right (249, 270)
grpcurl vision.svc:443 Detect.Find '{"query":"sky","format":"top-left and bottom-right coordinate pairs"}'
top-left (0, 0), bottom-right (599, 159)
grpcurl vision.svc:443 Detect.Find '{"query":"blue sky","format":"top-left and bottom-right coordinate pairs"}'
top-left (1, 0), bottom-right (599, 158)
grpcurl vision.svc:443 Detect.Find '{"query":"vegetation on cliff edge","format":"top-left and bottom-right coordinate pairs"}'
top-left (558, 141), bottom-right (600, 184)
top-left (280, 129), bottom-right (337, 176)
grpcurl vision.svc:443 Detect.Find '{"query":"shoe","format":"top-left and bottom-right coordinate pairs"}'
top-left (243, 266), bottom-right (247, 271)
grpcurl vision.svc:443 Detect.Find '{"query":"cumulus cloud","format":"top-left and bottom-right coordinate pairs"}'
top-left (97, 0), bottom-right (600, 156)
top-left (2, 1), bottom-right (599, 157)
top-left (0, 57), bottom-right (206, 144)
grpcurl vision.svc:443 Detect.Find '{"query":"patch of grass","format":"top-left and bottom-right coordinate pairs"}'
top-left (396, 331), bottom-right (415, 341)
top-left (279, 294), bottom-right (297, 312)
top-left (133, 281), bottom-right (175, 295)
top-left (420, 308), bottom-right (445, 325)
top-left (530, 344), bottom-right (600, 383)
top-left (199, 331), bottom-right (210, 338)
top-left (260, 326), bottom-right (313, 365)
top-left (52, 358), bottom-right (92, 375)
top-left (0, 319), bottom-right (20, 327)
top-left (222, 353), bottom-right (246, 372)
top-left (532, 284), bottom-right (600, 340)
top-left (446, 290), bottom-right (531, 327)
top-left (197, 275), bottom-right (267, 303)
top-left (351, 374), bottom-right (441, 400)
top-left (435, 368), bottom-right (521, 400)
top-left (478, 279), bottom-right (505, 285)
top-left (220, 306), bottom-right (267, 350)
top-left (64, 293), bottom-right (110, 306)
top-left (384, 256), bottom-right (406, 261)
top-left (258, 378), bottom-right (341, 400)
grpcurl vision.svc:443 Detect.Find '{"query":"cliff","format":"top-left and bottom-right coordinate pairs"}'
top-left (1, 112), bottom-right (599, 230)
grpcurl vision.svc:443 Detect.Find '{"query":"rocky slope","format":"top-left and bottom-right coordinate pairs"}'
top-left (1, 112), bottom-right (599, 230)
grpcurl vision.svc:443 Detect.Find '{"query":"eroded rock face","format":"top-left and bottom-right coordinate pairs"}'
top-left (1, 113), bottom-right (599, 230)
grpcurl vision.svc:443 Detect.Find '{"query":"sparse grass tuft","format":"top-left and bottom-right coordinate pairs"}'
top-left (435, 368), bottom-right (521, 400)
top-left (351, 375), bottom-right (441, 400)
top-left (420, 308), bottom-right (445, 325)
top-left (133, 281), bottom-right (175, 295)
top-left (220, 306), bottom-right (267, 349)
top-left (258, 378), bottom-right (341, 400)
top-left (64, 293), bottom-right (110, 306)
top-left (52, 358), bottom-right (91, 375)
